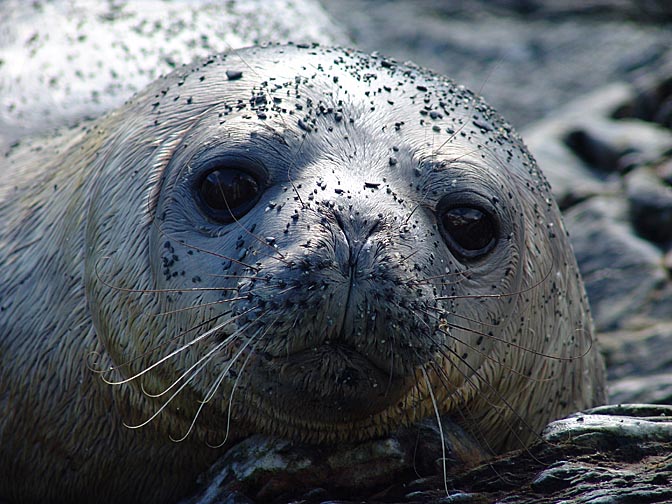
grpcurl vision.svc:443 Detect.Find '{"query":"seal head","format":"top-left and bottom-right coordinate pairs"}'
top-left (83, 45), bottom-right (604, 446)
top-left (0, 44), bottom-right (605, 502)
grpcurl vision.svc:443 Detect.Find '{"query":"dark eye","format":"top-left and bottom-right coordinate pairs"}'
top-left (197, 168), bottom-right (261, 223)
top-left (440, 206), bottom-right (498, 260)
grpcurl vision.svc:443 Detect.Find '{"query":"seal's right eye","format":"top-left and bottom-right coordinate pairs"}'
top-left (197, 167), bottom-right (261, 223)
top-left (438, 206), bottom-right (498, 261)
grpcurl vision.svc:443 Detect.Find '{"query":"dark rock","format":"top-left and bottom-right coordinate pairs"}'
top-left (657, 158), bottom-right (672, 185)
top-left (560, 117), bottom-right (672, 179)
top-left (180, 419), bottom-right (489, 504)
top-left (601, 321), bottom-right (672, 381)
top-left (563, 128), bottom-right (623, 174)
top-left (625, 166), bottom-right (672, 243)
top-left (445, 405), bottom-right (672, 504)
top-left (523, 84), bottom-right (630, 208)
top-left (613, 61), bottom-right (672, 127)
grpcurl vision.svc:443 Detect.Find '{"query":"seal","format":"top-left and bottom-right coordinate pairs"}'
top-left (0, 44), bottom-right (606, 503)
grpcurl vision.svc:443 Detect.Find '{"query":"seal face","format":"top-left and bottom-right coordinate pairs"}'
top-left (0, 45), bottom-right (605, 502)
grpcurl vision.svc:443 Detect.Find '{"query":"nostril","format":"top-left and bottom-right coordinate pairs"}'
top-left (334, 211), bottom-right (346, 232)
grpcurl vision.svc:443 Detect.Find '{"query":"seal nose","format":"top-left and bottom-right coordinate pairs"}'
top-left (328, 206), bottom-right (392, 347)
top-left (333, 211), bottom-right (382, 268)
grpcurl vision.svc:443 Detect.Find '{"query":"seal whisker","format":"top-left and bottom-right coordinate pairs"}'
top-left (152, 282), bottom-right (298, 317)
top-left (87, 313), bottom-right (224, 374)
top-left (94, 257), bottom-right (247, 294)
top-left (153, 301), bottom-right (235, 317)
top-left (100, 307), bottom-right (257, 386)
top-left (400, 301), bottom-right (556, 382)
top-left (424, 359), bottom-right (500, 458)
top-left (123, 351), bottom-right (220, 430)
top-left (425, 358), bottom-right (533, 486)
top-left (153, 231), bottom-right (263, 273)
top-left (408, 269), bottom-right (472, 286)
top-left (435, 314), bottom-right (594, 362)
top-left (140, 328), bottom-right (246, 399)
top-left (208, 317), bottom-right (285, 449)
top-left (420, 366), bottom-right (449, 496)
top-left (436, 326), bottom-right (566, 383)
top-left (170, 325), bottom-right (263, 443)
top-left (422, 303), bottom-right (502, 329)
top-left (211, 346), bottom-right (255, 449)
top-left (435, 262), bottom-right (554, 302)
top-left (429, 342), bottom-right (548, 453)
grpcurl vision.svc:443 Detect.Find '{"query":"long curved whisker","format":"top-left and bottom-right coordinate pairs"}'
top-left (100, 307), bottom-right (256, 386)
top-left (427, 341), bottom-right (546, 456)
top-left (153, 283), bottom-right (297, 317)
top-left (408, 270), bottom-right (471, 286)
top-left (170, 325), bottom-right (263, 443)
top-left (151, 216), bottom-right (263, 273)
top-left (438, 316), bottom-right (593, 362)
top-left (88, 312), bottom-right (226, 374)
top-left (141, 327), bottom-right (247, 399)
top-left (420, 366), bottom-right (449, 496)
top-left (122, 346), bottom-right (222, 430)
top-left (435, 262), bottom-right (553, 302)
top-left (429, 306), bottom-right (502, 329)
top-left (210, 315), bottom-right (283, 449)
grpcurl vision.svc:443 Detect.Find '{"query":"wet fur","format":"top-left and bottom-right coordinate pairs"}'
top-left (0, 45), bottom-right (605, 503)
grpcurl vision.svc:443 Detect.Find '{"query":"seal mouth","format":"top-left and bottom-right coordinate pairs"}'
top-left (258, 342), bottom-right (412, 421)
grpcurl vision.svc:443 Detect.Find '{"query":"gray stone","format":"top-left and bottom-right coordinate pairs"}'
top-left (563, 196), bottom-right (667, 331)
top-left (625, 166), bottom-right (672, 243)
top-left (180, 419), bottom-right (488, 504)
top-left (521, 85), bottom-right (630, 208)
top-left (608, 373), bottom-right (672, 405)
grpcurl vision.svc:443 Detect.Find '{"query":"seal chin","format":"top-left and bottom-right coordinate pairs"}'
top-left (258, 342), bottom-right (413, 421)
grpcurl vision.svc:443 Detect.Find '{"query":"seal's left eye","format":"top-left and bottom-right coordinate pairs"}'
top-left (197, 168), bottom-right (261, 223)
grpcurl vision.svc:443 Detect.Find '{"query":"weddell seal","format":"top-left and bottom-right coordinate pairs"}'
top-left (0, 44), bottom-right (606, 503)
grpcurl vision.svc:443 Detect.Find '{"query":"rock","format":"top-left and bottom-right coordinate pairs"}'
top-left (657, 158), bottom-right (672, 185)
top-left (625, 166), bottom-right (672, 244)
top-left (182, 406), bottom-right (672, 503)
top-left (601, 317), bottom-right (672, 380)
top-left (563, 196), bottom-right (666, 331)
top-left (181, 420), bottom-right (489, 504)
top-left (443, 405), bottom-right (672, 504)
top-left (523, 84), bottom-right (630, 207)
top-left (608, 373), bottom-right (672, 405)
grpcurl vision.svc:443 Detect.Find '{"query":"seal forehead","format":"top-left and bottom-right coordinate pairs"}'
top-left (147, 45), bottom-right (538, 201)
